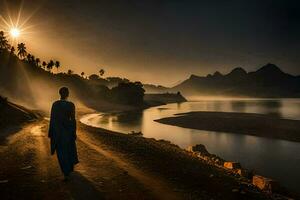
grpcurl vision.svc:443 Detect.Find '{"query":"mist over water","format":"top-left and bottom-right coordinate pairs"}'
top-left (81, 98), bottom-right (300, 192)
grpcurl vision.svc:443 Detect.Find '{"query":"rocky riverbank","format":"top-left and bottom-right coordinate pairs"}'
top-left (79, 121), bottom-right (298, 200)
top-left (185, 144), bottom-right (296, 199)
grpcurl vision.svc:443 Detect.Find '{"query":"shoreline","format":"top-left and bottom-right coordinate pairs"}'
top-left (78, 111), bottom-right (298, 199)
top-left (78, 122), bottom-right (270, 199)
top-left (155, 111), bottom-right (300, 143)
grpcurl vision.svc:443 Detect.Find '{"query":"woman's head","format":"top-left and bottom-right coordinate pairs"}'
top-left (59, 87), bottom-right (69, 100)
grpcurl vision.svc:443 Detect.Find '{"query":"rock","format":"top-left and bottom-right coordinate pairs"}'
top-left (252, 175), bottom-right (279, 192)
top-left (224, 162), bottom-right (241, 170)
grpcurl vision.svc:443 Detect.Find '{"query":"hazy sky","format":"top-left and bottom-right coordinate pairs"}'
top-left (1, 0), bottom-right (300, 86)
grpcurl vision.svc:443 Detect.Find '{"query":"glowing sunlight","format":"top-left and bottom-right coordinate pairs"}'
top-left (10, 27), bottom-right (20, 38)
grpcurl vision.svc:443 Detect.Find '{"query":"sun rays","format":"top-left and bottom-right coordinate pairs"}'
top-left (0, 0), bottom-right (37, 44)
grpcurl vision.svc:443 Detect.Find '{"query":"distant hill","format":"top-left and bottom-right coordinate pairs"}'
top-left (171, 63), bottom-right (300, 97)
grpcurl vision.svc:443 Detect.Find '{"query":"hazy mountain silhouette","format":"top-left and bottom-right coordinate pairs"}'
top-left (172, 63), bottom-right (300, 97)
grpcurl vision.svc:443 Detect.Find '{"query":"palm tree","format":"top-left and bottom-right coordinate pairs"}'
top-left (0, 31), bottom-right (9, 50)
top-left (55, 61), bottom-right (60, 72)
top-left (35, 58), bottom-right (41, 67)
top-left (99, 69), bottom-right (105, 77)
top-left (42, 61), bottom-right (47, 69)
top-left (17, 43), bottom-right (27, 59)
top-left (31, 55), bottom-right (35, 65)
top-left (47, 60), bottom-right (54, 72)
top-left (26, 53), bottom-right (32, 62)
top-left (10, 46), bottom-right (15, 55)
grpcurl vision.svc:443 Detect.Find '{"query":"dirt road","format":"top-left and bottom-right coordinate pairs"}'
top-left (0, 120), bottom-right (181, 200)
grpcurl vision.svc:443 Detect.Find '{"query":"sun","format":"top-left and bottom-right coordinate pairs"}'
top-left (10, 28), bottom-right (20, 38)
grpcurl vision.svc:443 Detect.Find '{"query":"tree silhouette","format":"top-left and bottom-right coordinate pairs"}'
top-left (47, 60), bottom-right (54, 72)
top-left (0, 31), bottom-right (9, 51)
top-left (55, 61), bottom-right (60, 72)
top-left (67, 69), bottom-right (74, 75)
top-left (10, 46), bottom-right (15, 55)
top-left (25, 54), bottom-right (36, 66)
top-left (17, 43), bottom-right (27, 59)
top-left (111, 81), bottom-right (145, 105)
top-left (31, 55), bottom-right (35, 65)
top-left (99, 69), bottom-right (105, 76)
top-left (42, 61), bottom-right (47, 69)
top-left (26, 53), bottom-right (32, 62)
top-left (35, 58), bottom-right (41, 67)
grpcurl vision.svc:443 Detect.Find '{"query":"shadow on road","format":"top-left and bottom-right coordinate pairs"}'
top-left (0, 125), bottom-right (22, 145)
top-left (64, 171), bottom-right (104, 200)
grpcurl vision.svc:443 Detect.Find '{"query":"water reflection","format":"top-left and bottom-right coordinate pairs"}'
top-left (81, 99), bottom-right (300, 192)
top-left (230, 101), bottom-right (247, 112)
top-left (98, 111), bottom-right (144, 133)
top-left (257, 100), bottom-right (282, 117)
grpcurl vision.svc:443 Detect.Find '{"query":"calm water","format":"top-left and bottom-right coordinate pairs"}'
top-left (81, 98), bottom-right (300, 192)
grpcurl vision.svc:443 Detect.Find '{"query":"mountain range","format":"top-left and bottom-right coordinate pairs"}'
top-left (168, 63), bottom-right (300, 97)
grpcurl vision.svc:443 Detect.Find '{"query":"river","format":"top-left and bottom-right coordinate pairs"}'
top-left (80, 98), bottom-right (300, 192)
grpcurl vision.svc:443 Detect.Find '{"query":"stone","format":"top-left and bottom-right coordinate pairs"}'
top-left (252, 175), bottom-right (279, 192)
top-left (224, 162), bottom-right (241, 169)
top-left (236, 169), bottom-right (248, 177)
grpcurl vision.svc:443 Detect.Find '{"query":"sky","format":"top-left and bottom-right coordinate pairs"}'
top-left (0, 0), bottom-right (300, 86)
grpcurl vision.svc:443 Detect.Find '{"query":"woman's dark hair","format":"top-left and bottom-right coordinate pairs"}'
top-left (59, 87), bottom-right (69, 99)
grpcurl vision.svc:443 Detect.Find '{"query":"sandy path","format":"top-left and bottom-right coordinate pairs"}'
top-left (0, 121), bottom-right (181, 200)
top-left (77, 130), bottom-right (181, 200)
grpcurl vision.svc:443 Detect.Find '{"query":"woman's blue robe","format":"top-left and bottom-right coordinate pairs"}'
top-left (48, 100), bottom-right (79, 176)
